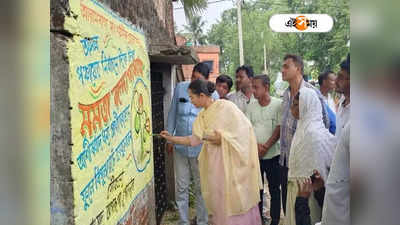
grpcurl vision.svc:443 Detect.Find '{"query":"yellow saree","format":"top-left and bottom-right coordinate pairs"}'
top-left (192, 99), bottom-right (263, 219)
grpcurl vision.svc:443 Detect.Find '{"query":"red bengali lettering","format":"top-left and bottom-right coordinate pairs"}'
top-left (79, 93), bottom-right (111, 137)
top-left (78, 59), bottom-right (143, 137)
top-left (132, 58), bottom-right (143, 77)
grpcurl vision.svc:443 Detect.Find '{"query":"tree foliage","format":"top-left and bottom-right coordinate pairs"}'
top-left (183, 15), bottom-right (208, 45)
top-left (207, 0), bottom-right (350, 83)
top-left (179, 0), bottom-right (208, 19)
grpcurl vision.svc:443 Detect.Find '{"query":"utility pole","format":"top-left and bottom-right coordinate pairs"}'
top-left (262, 32), bottom-right (267, 73)
top-left (236, 0), bottom-right (244, 66)
top-left (264, 44), bottom-right (267, 73)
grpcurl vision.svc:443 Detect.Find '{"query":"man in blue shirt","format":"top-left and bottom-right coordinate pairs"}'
top-left (166, 63), bottom-right (218, 225)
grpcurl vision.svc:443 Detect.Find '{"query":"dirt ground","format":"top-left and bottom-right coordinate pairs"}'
top-left (159, 184), bottom-right (286, 225)
top-left (159, 178), bottom-right (288, 225)
top-left (160, 207), bottom-right (196, 225)
top-left (160, 208), bottom-right (285, 225)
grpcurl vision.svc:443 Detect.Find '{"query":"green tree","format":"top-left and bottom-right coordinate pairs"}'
top-left (183, 15), bottom-right (207, 45)
top-left (278, 0), bottom-right (350, 78)
top-left (179, 0), bottom-right (208, 19)
top-left (207, 0), bottom-right (350, 86)
top-left (207, 3), bottom-right (284, 84)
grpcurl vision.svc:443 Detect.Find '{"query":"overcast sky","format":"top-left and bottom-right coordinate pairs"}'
top-left (173, 0), bottom-right (236, 33)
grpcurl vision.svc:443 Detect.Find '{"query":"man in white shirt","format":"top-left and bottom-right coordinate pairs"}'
top-left (335, 55), bottom-right (350, 138)
top-left (320, 54), bottom-right (351, 225)
top-left (318, 71), bottom-right (337, 113)
top-left (227, 65), bottom-right (256, 113)
top-left (321, 122), bottom-right (350, 225)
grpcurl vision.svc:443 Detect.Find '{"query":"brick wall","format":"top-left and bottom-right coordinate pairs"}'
top-left (186, 46), bottom-right (220, 83)
top-left (175, 35), bottom-right (220, 83)
top-left (196, 46), bottom-right (220, 83)
top-left (50, 1), bottom-right (176, 225)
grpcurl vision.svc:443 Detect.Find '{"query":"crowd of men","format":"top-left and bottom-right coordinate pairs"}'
top-left (165, 53), bottom-right (350, 225)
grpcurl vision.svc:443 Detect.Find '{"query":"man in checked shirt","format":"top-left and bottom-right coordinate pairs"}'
top-left (279, 54), bottom-right (330, 214)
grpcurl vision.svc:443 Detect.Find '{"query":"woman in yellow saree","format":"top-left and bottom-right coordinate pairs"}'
top-left (160, 79), bottom-right (263, 225)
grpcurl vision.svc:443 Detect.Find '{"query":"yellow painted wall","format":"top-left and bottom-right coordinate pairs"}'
top-left (65, 0), bottom-right (153, 224)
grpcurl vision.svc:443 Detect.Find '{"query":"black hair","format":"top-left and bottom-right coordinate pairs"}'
top-left (193, 62), bottom-right (210, 79)
top-left (284, 54), bottom-right (304, 75)
top-left (188, 79), bottom-right (216, 97)
top-left (235, 65), bottom-right (254, 78)
top-left (340, 53), bottom-right (350, 74)
top-left (253, 75), bottom-right (270, 89)
top-left (216, 74), bottom-right (233, 91)
top-left (318, 70), bottom-right (335, 86)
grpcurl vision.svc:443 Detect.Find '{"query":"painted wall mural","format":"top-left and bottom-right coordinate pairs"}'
top-left (65, 0), bottom-right (153, 224)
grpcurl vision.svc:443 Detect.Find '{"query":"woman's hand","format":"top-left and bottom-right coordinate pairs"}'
top-left (159, 132), bottom-right (192, 146)
top-left (160, 131), bottom-right (172, 141)
top-left (203, 130), bottom-right (222, 145)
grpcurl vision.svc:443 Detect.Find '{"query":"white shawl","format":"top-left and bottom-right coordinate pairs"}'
top-left (288, 87), bottom-right (336, 181)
